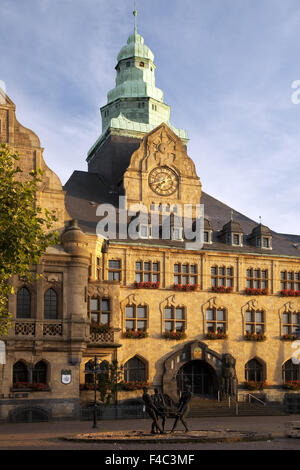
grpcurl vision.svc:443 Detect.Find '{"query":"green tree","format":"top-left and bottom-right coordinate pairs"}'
top-left (0, 144), bottom-right (59, 335)
top-left (97, 360), bottom-right (124, 406)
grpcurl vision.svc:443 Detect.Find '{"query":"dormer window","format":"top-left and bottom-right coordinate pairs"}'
top-left (202, 219), bottom-right (213, 245)
top-left (249, 223), bottom-right (272, 250)
top-left (139, 61), bottom-right (144, 67)
top-left (139, 224), bottom-right (149, 239)
top-left (233, 234), bottom-right (241, 246)
top-left (126, 61), bottom-right (131, 67)
top-left (219, 218), bottom-right (243, 247)
top-left (173, 227), bottom-right (183, 241)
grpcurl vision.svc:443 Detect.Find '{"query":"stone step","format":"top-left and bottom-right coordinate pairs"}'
top-left (188, 400), bottom-right (287, 417)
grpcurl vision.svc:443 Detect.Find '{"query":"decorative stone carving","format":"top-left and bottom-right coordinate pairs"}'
top-left (44, 273), bottom-right (62, 283)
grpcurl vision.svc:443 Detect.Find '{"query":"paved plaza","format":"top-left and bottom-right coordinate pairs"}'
top-left (0, 415), bottom-right (300, 450)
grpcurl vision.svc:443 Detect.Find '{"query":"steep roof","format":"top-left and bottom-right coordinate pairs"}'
top-left (64, 172), bottom-right (300, 258)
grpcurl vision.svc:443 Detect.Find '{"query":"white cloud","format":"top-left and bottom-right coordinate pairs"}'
top-left (1, 0), bottom-right (300, 234)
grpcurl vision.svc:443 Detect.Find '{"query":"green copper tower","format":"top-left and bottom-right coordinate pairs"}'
top-left (87, 8), bottom-right (188, 163)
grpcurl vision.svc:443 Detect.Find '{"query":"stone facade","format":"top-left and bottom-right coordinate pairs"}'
top-left (1, 22), bottom-right (300, 422)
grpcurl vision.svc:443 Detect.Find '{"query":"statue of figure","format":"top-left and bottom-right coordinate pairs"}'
top-left (171, 385), bottom-right (192, 433)
top-left (142, 387), bottom-right (164, 434)
top-left (221, 354), bottom-right (237, 399)
top-left (151, 388), bottom-right (167, 432)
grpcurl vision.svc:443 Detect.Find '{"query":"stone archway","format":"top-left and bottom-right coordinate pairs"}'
top-left (177, 360), bottom-right (218, 398)
top-left (162, 340), bottom-right (237, 403)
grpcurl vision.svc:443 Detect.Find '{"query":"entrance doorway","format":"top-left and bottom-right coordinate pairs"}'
top-left (177, 360), bottom-right (218, 398)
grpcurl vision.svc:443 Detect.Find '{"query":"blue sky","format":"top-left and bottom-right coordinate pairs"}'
top-left (1, 0), bottom-right (300, 234)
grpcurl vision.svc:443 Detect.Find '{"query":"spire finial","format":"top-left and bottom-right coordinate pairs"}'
top-left (133, 1), bottom-right (138, 33)
top-left (230, 209), bottom-right (234, 221)
top-left (259, 215), bottom-right (262, 225)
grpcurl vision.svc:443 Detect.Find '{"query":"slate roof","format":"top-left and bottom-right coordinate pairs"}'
top-left (64, 171), bottom-right (300, 258)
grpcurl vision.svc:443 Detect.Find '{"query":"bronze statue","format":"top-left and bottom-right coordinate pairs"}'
top-left (221, 353), bottom-right (237, 398)
top-left (171, 385), bottom-right (192, 433)
top-left (142, 387), bottom-right (164, 434)
top-left (151, 388), bottom-right (167, 431)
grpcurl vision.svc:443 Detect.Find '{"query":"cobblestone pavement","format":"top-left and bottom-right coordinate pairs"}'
top-left (0, 416), bottom-right (300, 450)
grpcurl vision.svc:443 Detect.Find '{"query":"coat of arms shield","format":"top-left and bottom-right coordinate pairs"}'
top-left (61, 369), bottom-right (72, 385)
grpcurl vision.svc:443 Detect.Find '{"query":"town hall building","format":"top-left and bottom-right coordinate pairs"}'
top-left (1, 12), bottom-right (300, 422)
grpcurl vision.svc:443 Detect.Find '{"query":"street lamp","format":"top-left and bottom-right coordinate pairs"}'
top-left (84, 355), bottom-right (102, 429)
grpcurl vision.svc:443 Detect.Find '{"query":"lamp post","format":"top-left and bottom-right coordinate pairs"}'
top-left (84, 355), bottom-right (102, 429)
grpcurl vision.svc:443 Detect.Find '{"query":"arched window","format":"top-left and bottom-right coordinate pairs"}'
top-left (44, 289), bottom-right (58, 319)
top-left (33, 361), bottom-right (47, 384)
top-left (13, 361), bottom-right (28, 385)
top-left (84, 360), bottom-right (94, 384)
top-left (124, 356), bottom-right (146, 382)
top-left (16, 287), bottom-right (31, 318)
top-left (245, 359), bottom-right (264, 382)
top-left (282, 359), bottom-right (300, 383)
top-left (84, 359), bottom-right (109, 385)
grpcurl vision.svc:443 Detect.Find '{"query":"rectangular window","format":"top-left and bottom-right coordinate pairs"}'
top-left (164, 306), bottom-right (186, 332)
top-left (174, 263), bottom-right (198, 285)
top-left (108, 259), bottom-right (121, 281)
top-left (125, 305), bottom-right (147, 331)
top-left (245, 310), bottom-right (265, 334)
top-left (280, 271), bottom-right (300, 291)
top-left (211, 266), bottom-right (233, 288)
top-left (89, 297), bottom-right (111, 325)
top-left (205, 308), bottom-right (227, 333)
top-left (135, 261), bottom-right (160, 284)
top-left (233, 234), bottom-right (240, 245)
top-left (246, 268), bottom-right (269, 289)
top-left (282, 311), bottom-right (300, 335)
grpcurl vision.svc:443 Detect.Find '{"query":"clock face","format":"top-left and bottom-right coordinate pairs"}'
top-left (148, 166), bottom-right (178, 196)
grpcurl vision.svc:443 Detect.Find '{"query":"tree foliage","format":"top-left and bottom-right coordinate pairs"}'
top-left (97, 360), bottom-right (124, 405)
top-left (0, 144), bottom-right (59, 335)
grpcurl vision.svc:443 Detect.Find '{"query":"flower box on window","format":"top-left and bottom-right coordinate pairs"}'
top-left (80, 383), bottom-right (100, 391)
top-left (162, 331), bottom-right (186, 340)
top-left (244, 381), bottom-right (268, 391)
top-left (280, 289), bottom-right (300, 297)
top-left (205, 331), bottom-right (228, 340)
top-left (281, 334), bottom-right (297, 341)
top-left (283, 381), bottom-right (300, 390)
top-left (134, 281), bottom-right (160, 289)
top-left (212, 286), bottom-right (233, 294)
top-left (119, 381), bottom-right (149, 391)
top-left (173, 283), bottom-right (199, 292)
top-left (12, 382), bottom-right (49, 392)
top-left (244, 332), bottom-right (266, 342)
top-left (123, 329), bottom-right (149, 339)
top-left (245, 288), bottom-right (269, 296)
top-left (90, 322), bottom-right (112, 334)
